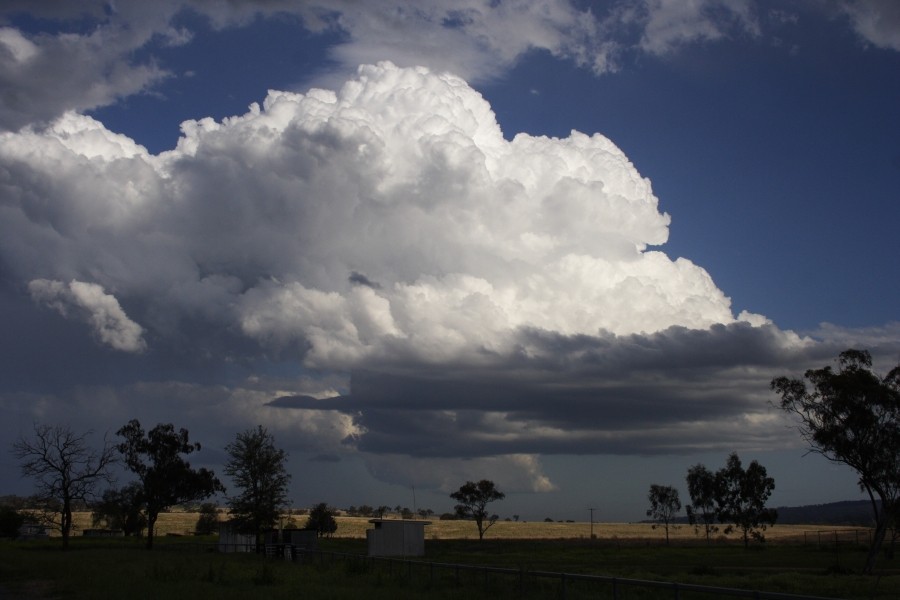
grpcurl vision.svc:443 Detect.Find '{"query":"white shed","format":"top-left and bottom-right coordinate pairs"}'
top-left (366, 519), bottom-right (430, 557)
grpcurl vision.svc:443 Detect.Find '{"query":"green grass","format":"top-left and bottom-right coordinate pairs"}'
top-left (0, 536), bottom-right (897, 599)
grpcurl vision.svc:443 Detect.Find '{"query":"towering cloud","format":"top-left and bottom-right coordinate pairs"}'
top-left (1, 62), bottom-right (753, 369)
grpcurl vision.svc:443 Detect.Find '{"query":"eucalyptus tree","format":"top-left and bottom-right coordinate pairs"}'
top-left (451, 479), bottom-right (505, 540)
top-left (117, 420), bottom-right (223, 549)
top-left (685, 463), bottom-right (718, 542)
top-left (773, 349), bottom-right (900, 573)
top-left (646, 484), bottom-right (681, 545)
top-left (224, 425), bottom-right (291, 549)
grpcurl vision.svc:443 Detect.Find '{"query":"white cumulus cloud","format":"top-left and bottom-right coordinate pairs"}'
top-left (2, 62), bottom-right (752, 370)
top-left (27, 279), bottom-right (146, 352)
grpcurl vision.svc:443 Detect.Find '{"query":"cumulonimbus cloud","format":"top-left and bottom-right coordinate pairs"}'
top-left (2, 60), bottom-right (896, 495)
top-left (2, 62), bottom-right (761, 368)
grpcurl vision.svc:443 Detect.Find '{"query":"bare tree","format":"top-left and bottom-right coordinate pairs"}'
top-left (11, 423), bottom-right (116, 549)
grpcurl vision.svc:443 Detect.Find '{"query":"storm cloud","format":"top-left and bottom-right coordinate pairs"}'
top-left (1, 8), bottom-right (897, 498)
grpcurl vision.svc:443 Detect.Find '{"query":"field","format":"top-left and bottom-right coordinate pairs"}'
top-left (66, 510), bottom-right (874, 544)
top-left (2, 512), bottom-right (896, 599)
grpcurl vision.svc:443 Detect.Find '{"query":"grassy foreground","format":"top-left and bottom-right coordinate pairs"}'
top-left (1, 518), bottom-right (897, 599)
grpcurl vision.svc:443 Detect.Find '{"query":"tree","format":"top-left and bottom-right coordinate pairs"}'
top-left (714, 452), bottom-right (777, 548)
top-left (223, 426), bottom-right (291, 550)
top-left (116, 420), bottom-right (224, 549)
top-left (685, 464), bottom-right (719, 543)
top-left (450, 480), bottom-right (505, 540)
top-left (0, 505), bottom-right (24, 538)
top-left (91, 482), bottom-right (147, 536)
top-left (11, 423), bottom-right (116, 549)
top-left (195, 502), bottom-right (220, 535)
top-left (772, 349), bottom-right (900, 574)
top-left (646, 484), bottom-right (681, 545)
top-left (305, 502), bottom-right (337, 537)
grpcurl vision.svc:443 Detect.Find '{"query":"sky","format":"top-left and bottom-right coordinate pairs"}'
top-left (0, 0), bottom-right (898, 524)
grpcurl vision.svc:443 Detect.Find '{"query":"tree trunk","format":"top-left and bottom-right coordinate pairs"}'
top-left (145, 512), bottom-right (158, 550)
top-left (863, 518), bottom-right (888, 574)
top-left (61, 498), bottom-right (71, 550)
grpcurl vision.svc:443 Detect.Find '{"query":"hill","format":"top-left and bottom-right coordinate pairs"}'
top-left (773, 500), bottom-right (875, 526)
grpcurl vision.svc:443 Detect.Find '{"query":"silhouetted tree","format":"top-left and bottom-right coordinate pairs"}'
top-left (686, 464), bottom-right (719, 542)
top-left (11, 423), bottom-right (116, 549)
top-left (117, 420), bottom-right (223, 549)
top-left (91, 482), bottom-right (147, 536)
top-left (773, 349), bottom-right (900, 573)
top-left (305, 502), bottom-right (337, 537)
top-left (224, 426), bottom-right (291, 550)
top-left (0, 505), bottom-right (24, 538)
top-left (714, 453), bottom-right (776, 548)
top-left (451, 480), bottom-right (505, 540)
top-left (646, 484), bottom-right (681, 545)
top-left (195, 502), bottom-right (220, 535)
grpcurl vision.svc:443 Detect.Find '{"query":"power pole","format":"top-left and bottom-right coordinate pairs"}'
top-left (588, 507), bottom-right (596, 541)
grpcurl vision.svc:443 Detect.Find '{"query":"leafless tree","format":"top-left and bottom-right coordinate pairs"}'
top-left (11, 423), bottom-right (116, 548)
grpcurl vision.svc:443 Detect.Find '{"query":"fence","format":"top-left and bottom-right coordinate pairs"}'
top-left (800, 530), bottom-right (872, 548)
top-left (289, 549), bottom-right (845, 600)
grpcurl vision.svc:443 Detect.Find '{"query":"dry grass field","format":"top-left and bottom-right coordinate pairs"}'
top-left (67, 510), bottom-right (870, 545)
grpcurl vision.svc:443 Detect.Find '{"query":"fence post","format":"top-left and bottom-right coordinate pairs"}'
top-left (560, 573), bottom-right (566, 600)
top-left (612, 577), bottom-right (618, 600)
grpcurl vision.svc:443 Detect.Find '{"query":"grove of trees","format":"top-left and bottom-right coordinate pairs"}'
top-left (681, 453), bottom-right (776, 548)
top-left (773, 348), bottom-right (900, 574)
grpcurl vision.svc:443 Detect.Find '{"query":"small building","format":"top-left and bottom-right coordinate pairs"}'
top-left (218, 522), bottom-right (255, 553)
top-left (367, 519), bottom-right (430, 557)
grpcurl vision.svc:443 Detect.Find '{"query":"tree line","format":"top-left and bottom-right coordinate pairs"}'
top-left (6, 349), bottom-right (899, 574)
top-left (9, 421), bottom-right (292, 550)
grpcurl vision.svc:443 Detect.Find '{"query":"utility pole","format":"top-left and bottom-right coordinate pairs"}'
top-left (588, 507), bottom-right (596, 541)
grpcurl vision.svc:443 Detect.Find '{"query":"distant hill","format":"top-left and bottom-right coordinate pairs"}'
top-left (773, 500), bottom-right (875, 526)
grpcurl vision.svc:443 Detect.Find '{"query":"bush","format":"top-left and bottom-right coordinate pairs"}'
top-left (0, 505), bottom-right (23, 538)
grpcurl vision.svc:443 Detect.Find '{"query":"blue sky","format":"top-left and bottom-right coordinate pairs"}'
top-left (0, 1), bottom-right (898, 523)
